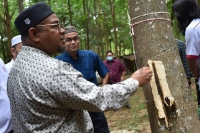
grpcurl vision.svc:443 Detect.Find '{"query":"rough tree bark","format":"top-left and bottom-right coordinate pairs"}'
top-left (17, 0), bottom-right (24, 13)
top-left (128, 0), bottom-right (200, 132)
top-left (3, 0), bottom-right (15, 61)
top-left (83, 0), bottom-right (90, 49)
top-left (67, 0), bottom-right (73, 25)
top-left (109, 0), bottom-right (118, 57)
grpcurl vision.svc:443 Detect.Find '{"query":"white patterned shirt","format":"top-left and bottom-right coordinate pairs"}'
top-left (7, 46), bottom-right (139, 133)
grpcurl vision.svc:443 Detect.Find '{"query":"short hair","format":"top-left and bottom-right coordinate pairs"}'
top-left (64, 26), bottom-right (78, 34)
top-left (172, 0), bottom-right (200, 35)
top-left (106, 50), bottom-right (113, 56)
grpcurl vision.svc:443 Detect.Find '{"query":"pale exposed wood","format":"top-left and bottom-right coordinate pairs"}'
top-left (148, 60), bottom-right (166, 119)
top-left (148, 60), bottom-right (176, 128)
top-left (153, 61), bottom-right (175, 107)
top-left (148, 60), bottom-right (169, 128)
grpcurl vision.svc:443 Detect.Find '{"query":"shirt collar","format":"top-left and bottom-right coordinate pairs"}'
top-left (64, 50), bottom-right (81, 60)
top-left (106, 59), bottom-right (115, 63)
top-left (22, 46), bottom-right (50, 57)
top-left (11, 59), bottom-right (15, 63)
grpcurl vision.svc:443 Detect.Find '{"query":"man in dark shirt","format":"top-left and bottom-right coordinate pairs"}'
top-left (176, 39), bottom-right (200, 117)
top-left (103, 50), bottom-right (126, 84)
top-left (55, 26), bottom-right (110, 133)
top-left (103, 51), bottom-right (131, 108)
top-left (176, 39), bottom-right (193, 85)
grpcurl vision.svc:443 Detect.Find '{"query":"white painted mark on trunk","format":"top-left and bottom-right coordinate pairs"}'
top-left (167, 24), bottom-right (170, 28)
top-left (151, 24), bottom-right (155, 28)
top-left (135, 7), bottom-right (140, 11)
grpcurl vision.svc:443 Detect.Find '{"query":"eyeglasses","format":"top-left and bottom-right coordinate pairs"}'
top-left (37, 22), bottom-right (63, 32)
top-left (65, 36), bottom-right (80, 43)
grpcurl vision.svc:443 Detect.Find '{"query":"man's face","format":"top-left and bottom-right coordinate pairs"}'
top-left (11, 43), bottom-right (22, 60)
top-left (106, 52), bottom-right (114, 61)
top-left (107, 52), bottom-right (113, 57)
top-left (64, 32), bottom-right (80, 54)
top-left (36, 14), bottom-right (65, 55)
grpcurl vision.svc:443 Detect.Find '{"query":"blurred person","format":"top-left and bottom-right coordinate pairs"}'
top-left (103, 51), bottom-right (131, 108)
top-left (173, 0), bottom-right (200, 118)
top-left (6, 35), bottom-right (22, 73)
top-left (8, 2), bottom-right (152, 132)
top-left (56, 26), bottom-right (110, 133)
top-left (176, 39), bottom-right (194, 86)
top-left (0, 58), bottom-right (13, 133)
top-left (103, 50), bottom-right (126, 84)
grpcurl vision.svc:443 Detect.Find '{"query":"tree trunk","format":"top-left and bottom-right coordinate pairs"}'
top-left (3, 0), bottom-right (14, 61)
top-left (99, 1), bottom-right (109, 56)
top-left (128, 0), bottom-right (200, 132)
top-left (83, 0), bottom-right (90, 50)
top-left (109, 0), bottom-right (118, 57)
top-left (68, 0), bottom-right (73, 25)
top-left (17, 0), bottom-right (24, 13)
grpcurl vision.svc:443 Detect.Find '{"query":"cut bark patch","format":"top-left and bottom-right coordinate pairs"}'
top-left (148, 60), bottom-right (176, 128)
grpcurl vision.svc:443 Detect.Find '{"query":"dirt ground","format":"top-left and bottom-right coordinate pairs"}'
top-left (103, 74), bottom-right (151, 133)
top-left (104, 87), bottom-right (151, 133)
top-left (103, 75), bottom-right (198, 133)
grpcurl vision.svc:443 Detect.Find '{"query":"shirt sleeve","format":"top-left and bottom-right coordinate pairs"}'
top-left (94, 52), bottom-right (108, 78)
top-left (119, 61), bottom-right (126, 71)
top-left (0, 58), bottom-right (9, 90)
top-left (50, 62), bottom-right (139, 112)
top-left (185, 28), bottom-right (200, 59)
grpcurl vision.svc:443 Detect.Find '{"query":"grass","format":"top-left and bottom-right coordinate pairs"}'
top-left (104, 76), bottom-right (198, 133)
top-left (104, 86), bottom-right (151, 133)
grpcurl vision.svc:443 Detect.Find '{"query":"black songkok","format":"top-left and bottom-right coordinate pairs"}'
top-left (15, 2), bottom-right (54, 35)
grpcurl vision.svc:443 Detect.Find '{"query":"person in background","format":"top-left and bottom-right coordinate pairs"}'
top-left (103, 50), bottom-right (126, 84)
top-left (55, 26), bottom-right (110, 133)
top-left (176, 39), bottom-right (194, 86)
top-left (0, 58), bottom-right (13, 133)
top-left (6, 35), bottom-right (22, 73)
top-left (173, 0), bottom-right (200, 118)
top-left (8, 2), bottom-right (152, 132)
top-left (103, 51), bottom-right (131, 108)
top-left (176, 39), bottom-right (200, 106)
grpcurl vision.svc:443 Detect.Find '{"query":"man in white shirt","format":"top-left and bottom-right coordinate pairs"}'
top-left (0, 58), bottom-right (13, 133)
top-left (6, 35), bottom-right (22, 73)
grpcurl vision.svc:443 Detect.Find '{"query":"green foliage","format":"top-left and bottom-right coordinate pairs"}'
top-left (0, 0), bottom-right (182, 61)
top-left (167, 0), bottom-right (185, 41)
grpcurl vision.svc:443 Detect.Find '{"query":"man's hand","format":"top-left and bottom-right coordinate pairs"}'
top-left (131, 67), bottom-right (152, 86)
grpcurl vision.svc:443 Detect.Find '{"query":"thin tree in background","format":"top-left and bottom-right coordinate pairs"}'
top-left (98, 5), bottom-right (104, 58)
top-left (68, 0), bottom-right (73, 25)
top-left (3, 0), bottom-right (15, 61)
top-left (109, 0), bottom-right (118, 57)
top-left (83, 0), bottom-right (90, 49)
top-left (17, 0), bottom-right (24, 13)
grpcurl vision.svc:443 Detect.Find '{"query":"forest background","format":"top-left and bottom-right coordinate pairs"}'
top-left (0, 0), bottom-right (196, 63)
